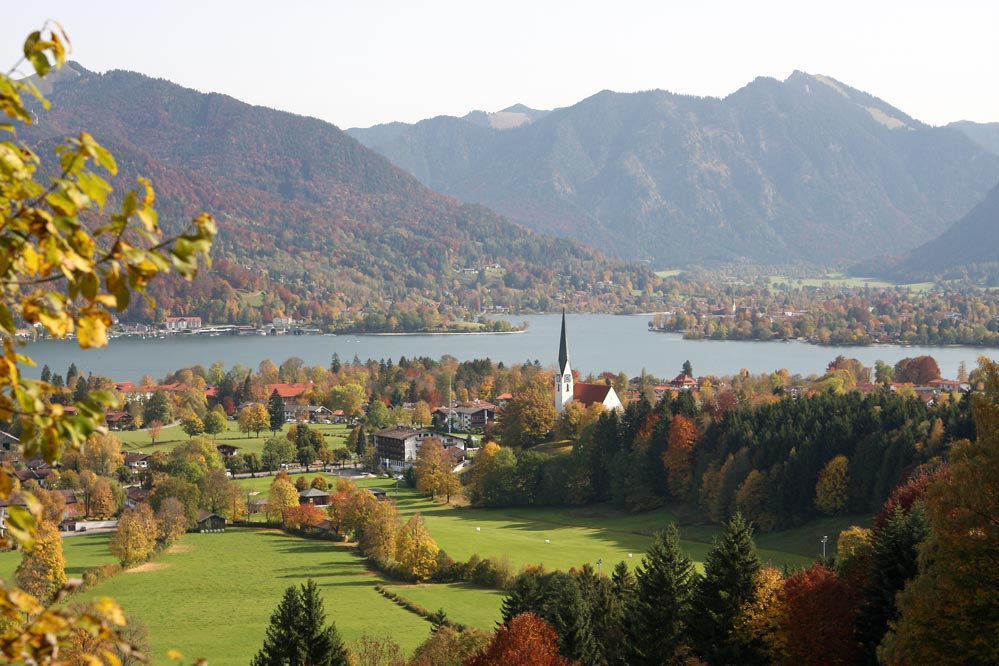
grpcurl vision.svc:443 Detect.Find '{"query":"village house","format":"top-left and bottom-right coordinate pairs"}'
top-left (0, 430), bottom-right (19, 464)
top-left (197, 510), bottom-right (226, 531)
top-left (373, 426), bottom-right (434, 469)
top-left (265, 382), bottom-right (314, 421)
top-left (216, 443), bottom-right (239, 458)
top-left (124, 452), bottom-right (150, 474)
top-left (669, 373), bottom-right (699, 391)
top-left (298, 487), bottom-right (330, 506)
top-left (163, 316), bottom-right (202, 331)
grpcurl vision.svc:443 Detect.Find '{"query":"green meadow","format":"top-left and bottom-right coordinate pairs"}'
top-left (79, 530), bottom-right (433, 666)
top-left (0, 532), bottom-right (117, 581)
top-left (765, 272), bottom-right (935, 292)
top-left (0, 478), bottom-right (866, 664)
top-left (115, 422), bottom-right (353, 457)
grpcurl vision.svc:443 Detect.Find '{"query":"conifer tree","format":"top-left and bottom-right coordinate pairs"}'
top-left (689, 513), bottom-right (763, 665)
top-left (268, 389), bottom-right (285, 434)
top-left (626, 524), bottom-right (696, 665)
top-left (856, 505), bottom-right (929, 664)
top-left (251, 579), bottom-right (348, 666)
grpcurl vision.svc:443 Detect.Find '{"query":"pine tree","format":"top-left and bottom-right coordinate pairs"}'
top-left (856, 505), bottom-right (930, 663)
top-left (626, 524), bottom-right (696, 665)
top-left (268, 389), bottom-right (285, 434)
top-left (689, 513), bottom-right (763, 665)
top-left (251, 580), bottom-right (348, 666)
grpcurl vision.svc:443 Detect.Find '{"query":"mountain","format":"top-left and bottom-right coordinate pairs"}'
top-left (949, 120), bottom-right (999, 155)
top-left (866, 182), bottom-right (999, 284)
top-left (348, 73), bottom-right (999, 267)
top-left (23, 64), bottom-right (650, 325)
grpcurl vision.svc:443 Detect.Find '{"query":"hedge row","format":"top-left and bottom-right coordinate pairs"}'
top-left (374, 584), bottom-right (467, 631)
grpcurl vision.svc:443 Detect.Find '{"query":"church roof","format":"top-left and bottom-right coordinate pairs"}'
top-left (558, 309), bottom-right (570, 374)
top-left (573, 383), bottom-right (613, 408)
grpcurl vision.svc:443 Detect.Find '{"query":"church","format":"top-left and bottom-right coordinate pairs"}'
top-left (555, 310), bottom-right (624, 412)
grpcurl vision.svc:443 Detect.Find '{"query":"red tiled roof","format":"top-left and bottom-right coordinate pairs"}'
top-left (265, 382), bottom-right (313, 398)
top-left (573, 383), bottom-right (612, 408)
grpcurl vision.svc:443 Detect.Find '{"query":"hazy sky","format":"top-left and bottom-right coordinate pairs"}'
top-left (4, 1), bottom-right (997, 130)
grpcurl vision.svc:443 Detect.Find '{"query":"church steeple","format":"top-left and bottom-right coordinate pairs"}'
top-left (556, 308), bottom-right (573, 412)
top-left (558, 308), bottom-right (570, 375)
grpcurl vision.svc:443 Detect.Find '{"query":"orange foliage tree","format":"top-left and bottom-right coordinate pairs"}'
top-left (466, 612), bottom-right (575, 666)
top-left (662, 414), bottom-right (700, 499)
top-left (776, 564), bottom-right (859, 666)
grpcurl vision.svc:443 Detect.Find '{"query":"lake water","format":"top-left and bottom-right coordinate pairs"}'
top-left (21, 314), bottom-right (995, 382)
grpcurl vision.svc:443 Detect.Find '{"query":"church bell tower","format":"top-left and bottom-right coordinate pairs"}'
top-left (556, 309), bottom-right (573, 412)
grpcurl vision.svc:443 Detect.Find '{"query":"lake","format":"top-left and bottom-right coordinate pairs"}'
top-left (21, 314), bottom-right (995, 382)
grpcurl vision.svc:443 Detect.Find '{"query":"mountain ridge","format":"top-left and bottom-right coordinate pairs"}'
top-left (348, 72), bottom-right (999, 267)
top-left (22, 63), bottom-right (651, 325)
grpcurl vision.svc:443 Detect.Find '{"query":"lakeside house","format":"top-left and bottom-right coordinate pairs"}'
top-left (163, 316), bottom-right (202, 331)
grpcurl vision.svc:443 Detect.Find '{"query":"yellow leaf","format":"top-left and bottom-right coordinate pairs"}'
top-left (77, 310), bottom-right (111, 348)
top-left (167, 649), bottom-right (184, 660)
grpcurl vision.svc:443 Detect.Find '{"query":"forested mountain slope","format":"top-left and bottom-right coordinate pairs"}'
top-left (24, 64), bottom-right (650, 324)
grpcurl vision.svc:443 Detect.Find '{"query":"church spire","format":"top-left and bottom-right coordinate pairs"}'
top-left (558, 308), bottom-right (570, 375)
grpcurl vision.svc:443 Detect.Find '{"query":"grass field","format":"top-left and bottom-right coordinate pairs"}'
top-left (766, 273), bottom-right (935, 292)
top-left (381, 582), bottom-right (505, 631)
top-left (386, 486), bottom-right (835, 572)
top-left (0, 476), bottom-right (866, 665)
top-left (0, 532), bottom-right (117, 581)
top-left (115, 422), bottom-right (352, 457)
top-left (81, 530), bottom-right (434, 666)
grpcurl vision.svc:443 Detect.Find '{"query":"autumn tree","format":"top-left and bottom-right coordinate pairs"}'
top-left (415, 437), bottom-right (459, 502)
top-left (81, 432), bottom-right (125, 477)
top-left (251, 579), bottom-right (349, 666)
top-left (110, 504), bottom-right (157, 566)
top-left (239, 403), bottom-right (270, 437)
top-left (466, 612), bottom-right (573, 666)
top-left (734, 469), bottom-right (776, 531)
top-left (815, 455), bottom-right (850, 515)
top-left (267, 478), bottom-right (299, 523)
top-left (155, 496), bottom-right (189, 545)
top-left (147, 419), bottom-right (163, 445)
top-left (412, 400), bottom-right (432, 427)
top-left (33, 486), bottom-right (68, 524)
top-left (881, 359), bottom-right (999, 666)
top-left (731, 567), bottom-right (786, 664)
top-left (90, 476), bottom-right (118, 519)
top-left (180, 412), bottom-right (205, 438)
top-left (284, 503), bottom-right (327, 530)
top-left (359, 498), bottom-right (401, 565)
top-left (500, 376), bottom-right (557, 447)
top-left (777, 564), bottom-right (859, 666)
top-left (0, 27), bottom-right (214, 663)
top-left (408, 625), bottom-right (491, 666)
top-left (15, 520), bottom-right (66, 604)
top-left (394, 513), bottom-right (440, 580)
top-left (662, 413), bottom-right (699, 499)
top-left (893, 355), bottom-right (941, 385)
